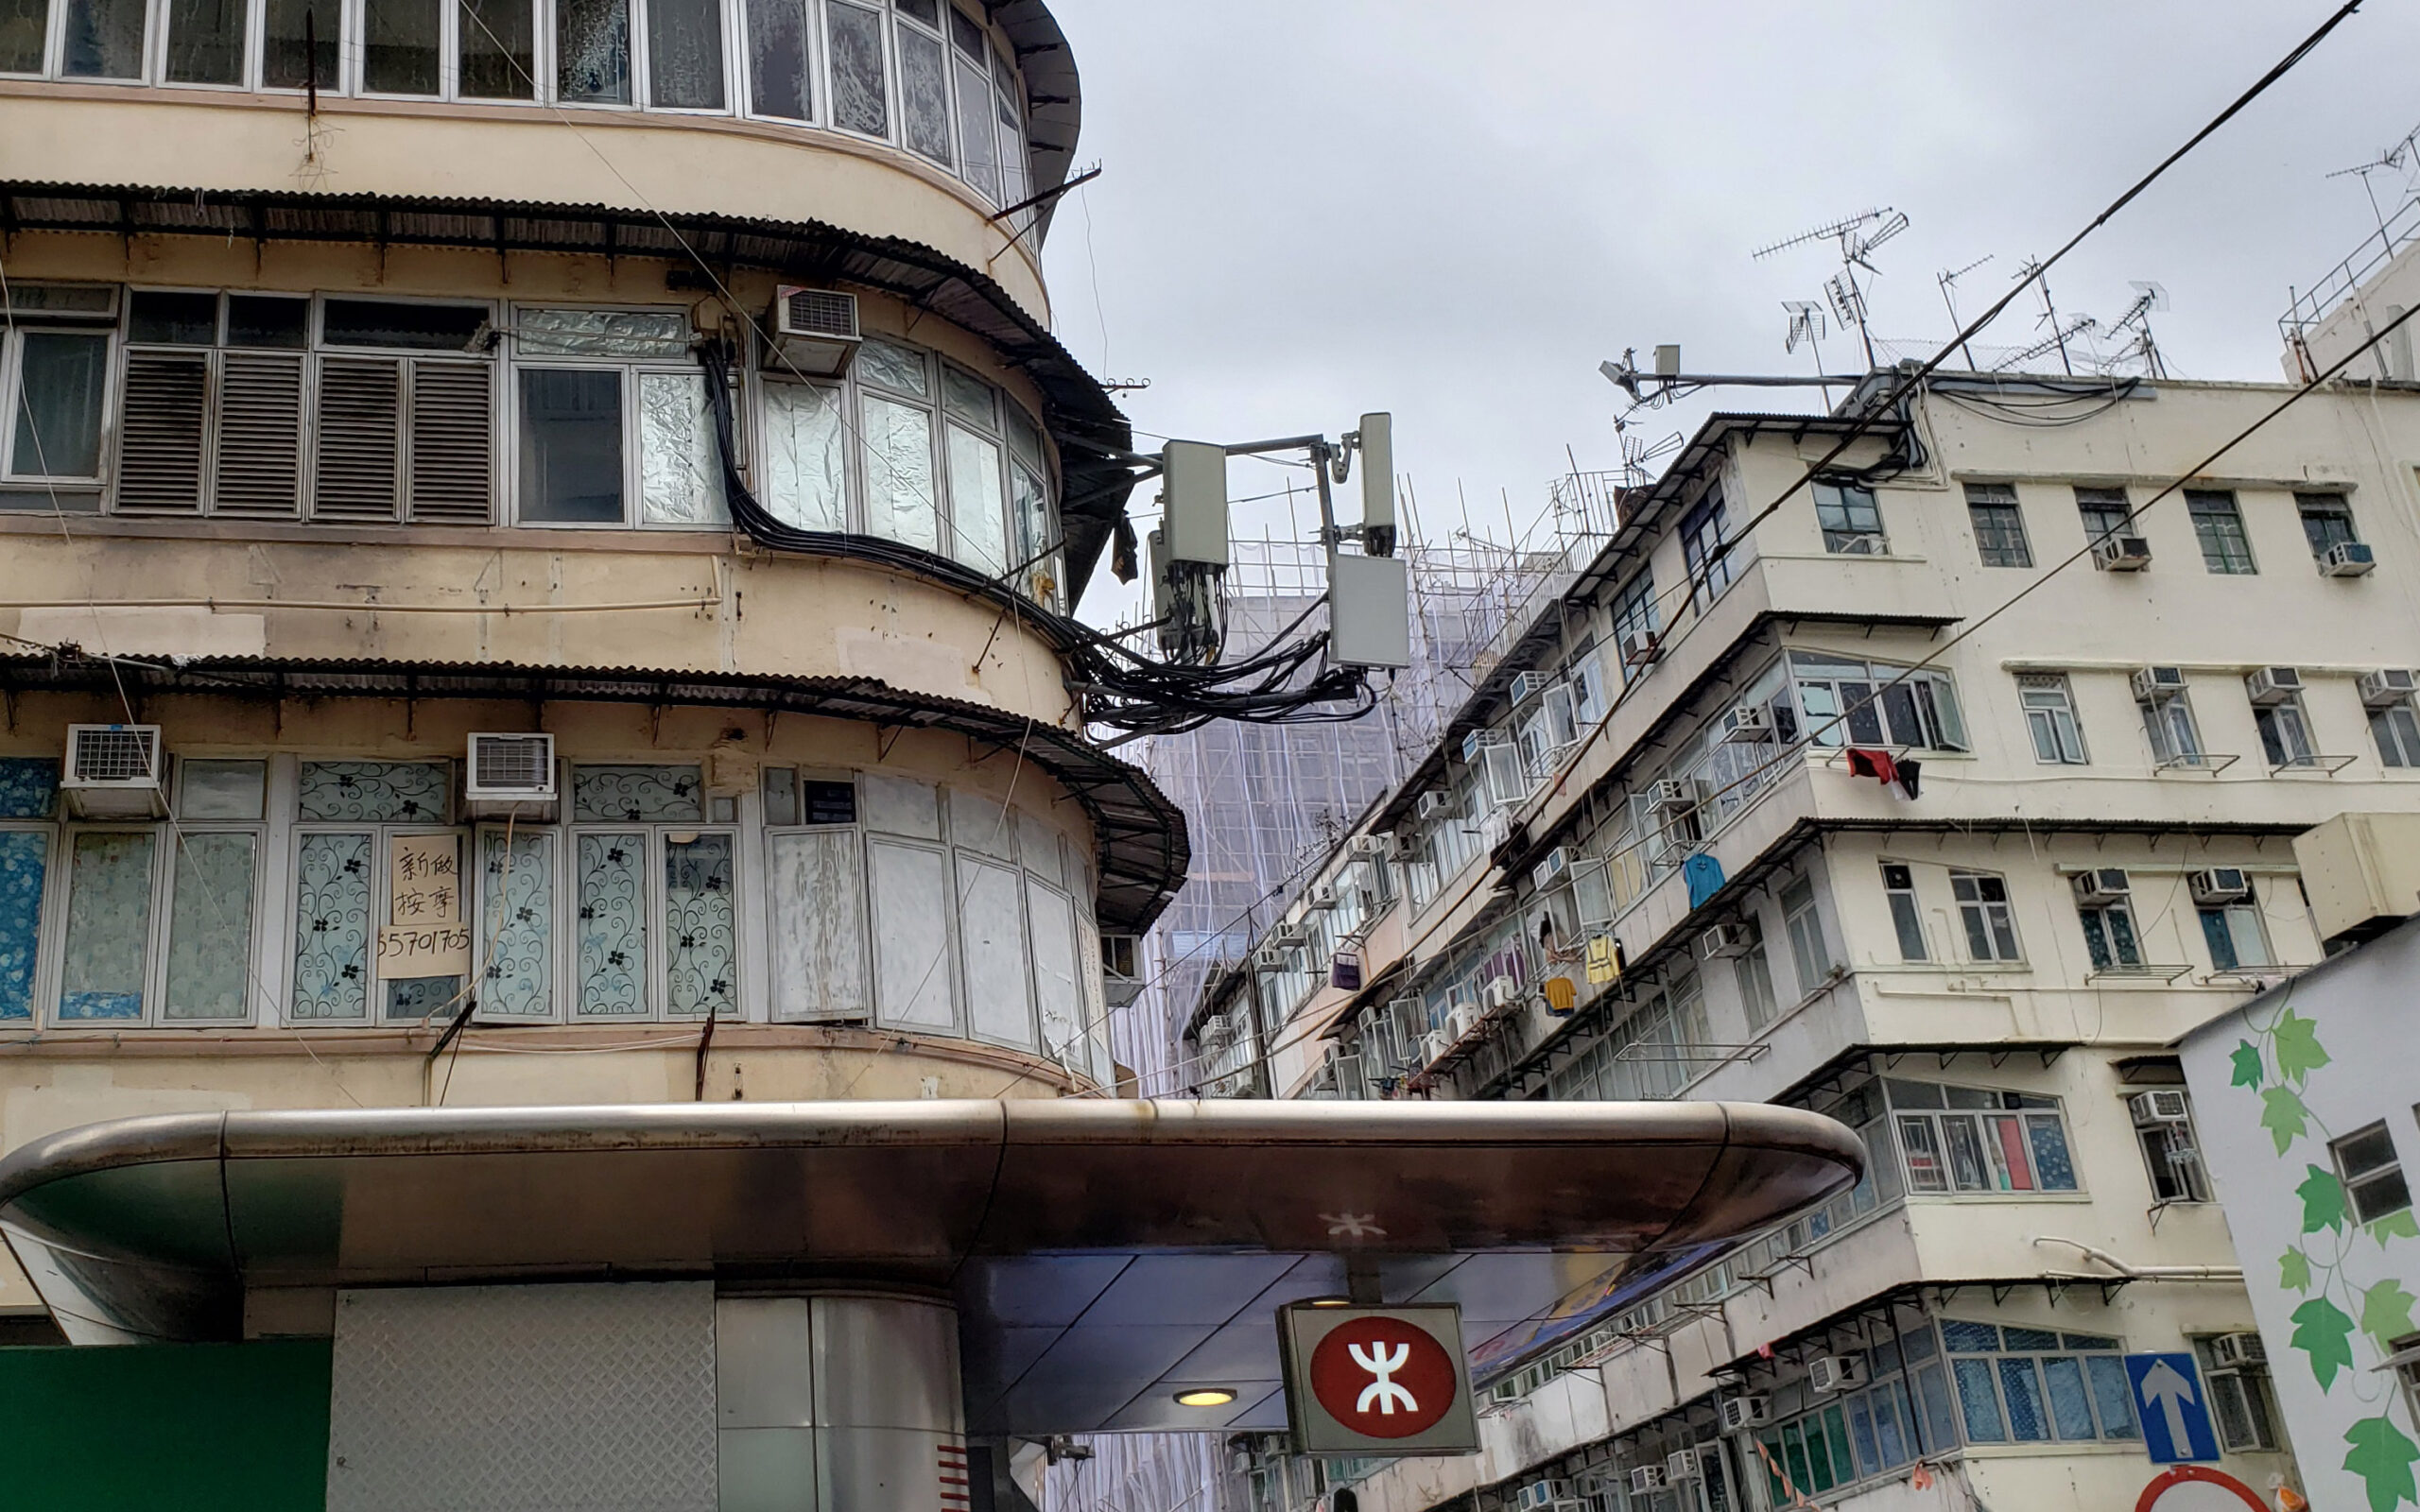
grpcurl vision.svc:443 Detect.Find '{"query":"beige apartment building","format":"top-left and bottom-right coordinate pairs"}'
top-left (0, 0), bottom-right (1179, 1325)
top-left (1191, 367), bottom-right (2420, 1512)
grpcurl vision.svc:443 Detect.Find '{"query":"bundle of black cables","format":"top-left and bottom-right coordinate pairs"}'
top-left (697, 339), bottom-right (1378, 737)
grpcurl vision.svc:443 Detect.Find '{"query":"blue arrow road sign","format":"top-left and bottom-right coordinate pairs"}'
top-left (2125, 1352), bottom-right (2222, 1465)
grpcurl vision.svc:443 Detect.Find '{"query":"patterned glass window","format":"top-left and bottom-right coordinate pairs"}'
top-left (0, 830), bottom-right (49, 1020)
top-left (58, 831), bottom-right (156, 1020)
top-left (299, 761), bottom-right (450, 823)
top-left (292, 830), bottom-right (374, 1021)
top-left (665, 833), bottom-right (735, 1018)
top-left (0, 757), bottom-right (60, 818)
top-left (476, 827), bottom-right (556, 1019)
top-left (1939, 1322), bottom-right (2137, 1445)
top-left (1886, 1079), bottom-right (2079, 1194)
top-left (163, 832), bottom-right (255, 1020)
top-left (576, 831), bottom-right (649, 1017)
top-left (573, 765), bottom-right (704, 823)
top-left (569, 768), bottom-right (735, 1021)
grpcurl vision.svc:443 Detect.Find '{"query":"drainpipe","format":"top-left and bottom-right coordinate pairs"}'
top-left (2032, 1236), bottom-right (2243, 1281)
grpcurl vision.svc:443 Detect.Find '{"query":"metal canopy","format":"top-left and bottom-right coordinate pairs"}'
top-left (0, 1100), bottom-right (1860, 1435)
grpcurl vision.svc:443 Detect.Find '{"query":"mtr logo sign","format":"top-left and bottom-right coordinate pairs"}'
top-left (1281, 1305), bottom-right (1478, 1454)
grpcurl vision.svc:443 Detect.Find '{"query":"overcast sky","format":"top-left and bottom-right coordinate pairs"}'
top-left (1040, 0), bottom-right (2420, 622)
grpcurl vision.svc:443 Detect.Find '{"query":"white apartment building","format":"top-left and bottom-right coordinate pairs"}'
top-left (1196, 366), bottom-right (2420, 1512)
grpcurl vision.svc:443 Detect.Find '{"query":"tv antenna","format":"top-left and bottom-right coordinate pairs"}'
top-left (2011, 256), bottom-right (2099, 377)
top-left (2326, 119), bottom-right (2420, 236)
top-left (1936, 255), bottom-right (1994, 368)
top-left (1614, 419), bottom-right (1682, 488)
top-left (1754, 207), bottom-right (1908, 368)
top-left (2105, 282), bottom-right (2170, 379)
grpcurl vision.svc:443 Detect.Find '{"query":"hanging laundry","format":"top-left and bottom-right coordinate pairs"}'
top-left (1844, 747), bottom-right (1899, 786)
top-left (1584, 934), bottom-right (1624, 986)
top-left (1541, 975), bottom-right (1578, 1015)
top-left (1893, 758), bottom-right (1922, 799)
top-left (1329, 953), bottom-right (1362, 992)
top-left (1685, 851), bottom-right (1726, 908)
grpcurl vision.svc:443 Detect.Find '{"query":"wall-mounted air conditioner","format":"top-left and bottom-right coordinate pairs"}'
top-left (2207, 1332), bottom-right (2268, 1373)
top-left (1665, 1449), bottom-right (1704, 1483)
top-left (1697, 922), bottom-right (1754, 960)
top-left (1349, 834), bottom-right (1392, 858)
top-left (1646, 779), bottom-right (1694, 814)
top-left (1720, 704), bottom-right (1775, 745)
top-left (2244, 666), bottom-right (2304, 706)
top-left (1461, 729), bottom-right (1502, 765)
top-left (1512, 1480), bottom-right (1572, 1512)
top-left (1531, 847), bottom-right (1573, 890)
top-left (2359, 668), bottom-right (2418, 708)
top-left (2072, 868), bottom-right (2132, 906)
top-left (1271, 921), bottom-right (1310, 947)
top-left (463, 732), bottom-right (557, 819)
top-left (1620, 632), bottom-right (1663, 670)
top-left (2094, 535), bottom-right (2152, 571)
top-left (1719, 1394), bottom-right (1771, 1432)
top-left (1305, 883), bottom-right (1339, 911)
top-left (62, 724), bottom-right (166, 818)
top-left (2321, 541), bottom-right (2377, 577)
top-left (1509, 671), bottom-right (1554, 706)
top-left (2187, 868), bottom-right (2252, 904)
top-left (2131, 666), bottom-right (2187, 701)
top-left (1808, 1355), bottom-right (1868, 1393)
top-left (1627, 1468), bottom-right (1667, 1494)
top-left (1483, 975), bottom-right (1520, 1014)
top-left (2129, 1090), bottom-right (2192, 1125)
top-left (1416, 790), bottom-right (1447, 819)
top-left (1448, 1003), bottom-right (1486, 1043)
top-left (1253, 945), bottom-right (1288, 974)
top-left (765, 285), bottom-right (862, 378)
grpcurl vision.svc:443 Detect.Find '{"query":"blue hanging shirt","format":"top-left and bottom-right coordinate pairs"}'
top-left (1684, 851), bottom-right (1726, 909)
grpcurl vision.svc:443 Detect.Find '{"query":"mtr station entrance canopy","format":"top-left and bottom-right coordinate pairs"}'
top-left (0, 1101), bottom-right (1859, 1437)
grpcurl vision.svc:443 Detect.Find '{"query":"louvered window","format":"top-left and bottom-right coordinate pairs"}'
top-left (409, 361), bottom-right (495, 523)
top-left (312, 355), bottom-right (403, 521)
top-left (212, 352), bottom-right (306, 518)
top-left (114, 352), bottom-right (210, 514)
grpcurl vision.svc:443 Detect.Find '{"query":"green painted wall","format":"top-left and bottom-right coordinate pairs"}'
top-left (0, 1339), bottom-right (329, 1510)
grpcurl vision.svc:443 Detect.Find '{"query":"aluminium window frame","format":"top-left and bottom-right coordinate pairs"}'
top-left (2132, 1091), bottom-right (2212, 1205)
top-left (0, 319), bottom-right (115, 489)
top-left (2019, 673), bottom-right (2087, 765)
top-left (1962, 481), bottom-right (2034, 569)
top-left (2331, 1121), bottom-right (2411, 1226)
top-left (1886, 1080), bottom-right (2083, 1197)
top-left (1950, 868), bottom-right (2022, 964)
top-left (2253, 695), bottom-right (2319, 770)
top-left (285, 816), bottom-right (468, 1025)
top-left (2374, 699), bottom-right (2420, 768)
top-left (2295, 490), bottom-right (2360, 560)
top-left (43, 813), bottom-right (268, 1028)
top-left (2190, 1336), bottom-right (2283, 1452)
top-left (506, 302), bottom-right (729, 532)
top-left (562, 819), bottom-right (743, 1021)
top-left (1937, 1319), bottom-right (2137, 1446)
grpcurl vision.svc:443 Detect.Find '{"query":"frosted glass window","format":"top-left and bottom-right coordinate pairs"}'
top-left (1026, 878), bottom-right (1080, 1063)
top-left (180, 759), bottom-right (266, 820)
top-left (164, 833), bottom-right (254, 1020)
top-left (459, 0), bottom-right (536, 98)
top-left (59, 832), bottom-right (155, 1021)
top-left (557, 0), bottom-right (630, 101)
top-left (364, 0), bottom-right (441, 92)
top-left (762, 382), bottom-right (846, 531)
top-left (948, 787), bottom-right (1013, 861)
top-left (11, 332), bottom-right (109, 479)
top-left (1075, 908), bottom-right (1110, 1085)
top-left (639, 371), bottom-right (730, 524)
top-left (62, 0), bottom-right (147, 77)
top-left (1016, 810), bottom-right (1063, 887)
top-left (768, 831), bottom-right (868, 1022)
top-left (646, 0), bottom-right (722, 108)
top-left (1, 0), bottom-right (43, 73)
top-left (896, 21), bottom-right (950, 163)
top-left (0, 831), bottom-right (49, 1021)
top-left (860, 393), bottom-right (937, 551)
top-left (870, 838), bottom-right (953, 1029)
top-left (959, 856), bottom-right (1030, 1046)
top-left (164, 0), bottom-right (245, 82)
top-left (576, 832), bottom-right (648, 1016)
top-left (744, 0), bottom-right (807, 119)
top-left (262, 0), bottom-right (339, 86)
top-left (996, 97), bottom-right (1028, 210)
top-left (953, 57), bottom-right (1000, 202)
top-left (477, 828), bottom-right (555, 1019)
top-left (291, 832), bottom-right (372, 1020)
top-left (945, 423), bottom-right (1006, 574)
top-left (940, 366), bottom-right (994, 428)
top-left (860, 773), bottom-right (938, 838)
top-left (823, 0), bottom-right (885, 136)
top-left (666, 833), bottom-right (736, 1016)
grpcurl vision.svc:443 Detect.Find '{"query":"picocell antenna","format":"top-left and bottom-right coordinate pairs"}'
top-left (1936, 255), bottom-right (1994, 368)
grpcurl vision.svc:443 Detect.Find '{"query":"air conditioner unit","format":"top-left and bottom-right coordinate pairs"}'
top-left (2130, 1090), bottom-right (2193, 1125)
top-left (1647, 779), bottom-right (1694, 814)
top-left (1349, 834), bottom-right (1392, 858)
top-left (1253, 945), bottom-right (1288, 974)
top-left (1697, 922), bottom-right (1754, 960)
top-left (1620, 631), bottom-right (1663, 669)
top-left (1808, 1355), bottom-right (1868, 1393)
top-left (1510, 671), bottom-right (1554, 706)
top-left (463, 732), bottom-right (557, 818)
top-left (2321, 540), bottom-right (2377, 577)
top-left (1448, 1004), bottom-right (1486, 1042)
top-left (2095, 534), bottom-right (2153, 571)
top-left (61, 724), bottom-right (166, 818)
top-left (2360, 668), bottom-right (2419, 708)
top-left (1719, 1395), bottom-right (1772, 1432)
top-left (1531, 847), bottom-right (1573, 890)
top-left (2208, 1332), bottom-right (2269, 1373)
top-left (1720, 704), bottom-right (1775, 745)
top-left (2072, 868), bottom-right (2132, 906)
top-left (765, 285), bottom-right (862, 377)
top-left (1461, 729), bottom-right (1501, 765)
top-left (1420, 1029), bottom-right (1452, 1065)
top-left (1416, 790), bottom-right (1447, 819)
top-left (1627, 1467), bottom-right (1667, 1494)
top-left (1305, 883), bottom-right (1340, 911)
top-left (2187, 867), bottom-right (2253, 904)
top-left (1272, 921), bottom-right (1309, 947)
top-left (2245, 666), bottom-right (2304, 706)
top-left (1512, 1480), bottom-right (1572, 1512)
top-left (1484, 975), bottom-right (1520, 1013)
top-left (2131, 666), bottom-right (2187, 701)
top-left (1665, 1449), bottom-right (1704, 1483)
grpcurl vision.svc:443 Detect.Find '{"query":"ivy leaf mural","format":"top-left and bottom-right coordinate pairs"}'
top-left (2372, 1211), bottom-right (2420, 1246)
top-left (2281, 1246), bottom-right (2314, 1294)
top-left (2263, 1087), bottom-right (2312, 1154)
top-left (2273, 1008), bottom-right (2332, 1086)
top-left (2362, 1279), bottom-right (2419, 1351)
top-left (2344, 1415), bottom-right (2420, 1512)
top-left (2292, 1296), bottom-right (2358, 1390)
top-left (2302, 1165), bottom-right (2352, 1236)
top-left (2231, 1038), bottom-right (2266, 1090)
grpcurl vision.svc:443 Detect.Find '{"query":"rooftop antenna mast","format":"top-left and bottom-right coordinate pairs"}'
top-left (1754, 206), bottom-right (1909, 368)
top-left (2014, 256), bottom-right (2089, 376)
top-left (1936, 255), bottom-right (1994, 368)
top-left (1781, 301), bottom-right (1830, 404)
top-left (1612, 418), bottom-right (1682, 489)
top-left (2325, 119), bottom-right (2420, 238)
top-left (2107, 282), bottom-right (2169, 379)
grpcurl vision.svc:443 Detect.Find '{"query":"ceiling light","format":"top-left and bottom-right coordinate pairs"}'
top-left (1307, 1297), bottom-right (1353, 1308)
top-left (1175, 1388), bottom-right (1236, 1408)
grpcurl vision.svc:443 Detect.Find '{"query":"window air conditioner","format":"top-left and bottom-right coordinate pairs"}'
top-left (2129, 1090), bottom-right (2193, 1125)
top-left (1720, 1395), bottom-right (1771, 1432)
top-left (1628, 1468), bottom-right (1668, 1494)
top-left (1349, 834), bottom-right (1392, 858)
top-left (2187, 868), bottom-right (2252, 904)
top-left (62, 724), bottom-right (166, 818)
top-left (1272, 921), bottom-right (1310, 947)
top-left (2360, 668), bottom-right (2419, 708)
top-left (1510, 671), bottom-right (1554, 706)
top-left (1448, 1003), bottom-right (1486, 1043)
top-left (2320, 540), bottom-right (2377, 577)
top-left (1531, 847), bottom-right (1573, 890)
top-left (1416, 789), bottom-right (1448, 819)
top-left (1253, 945), bottom-right (1288, 974)
top-left (1620, 631), bottom-right (1663, 669)
top-left (1665, 1449), bottom-right (1704, 1483)
top-left (2072, 868), bottom-right (2132, 906)
top-left (2244, 666), bottom-right (2304, 705)
top-left (2094, 534), bottom-right (2153, 571)
top-left (463, 732), bottom-right (557, 818)
top-left (2131, 666), bottom-right (2187, 701)
top-left (1647, 779), bottom-right (1694, 814)
top-left (1720, 704), bottom-right (1775, 745)
top-left (1513, 1481), bottom-right (1572, 1512)
top-left (1483, 975), bottom-right (1520, 1013)
top-left (1461, 730), bottom-right (1499, 765)
top-left (2208, 1332), bottom-right (2269, 1373)
top-left (1305, 883), bottom-right (1339, 911)
top-left (765, 285), bottom-right (862, 378)
top-left (1808, 1355), bottom-right (1868, 1393)
top-left (1697, 922), bottom-right (1754, 960)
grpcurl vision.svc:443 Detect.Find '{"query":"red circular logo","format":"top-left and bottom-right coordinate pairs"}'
top-left (1307, 1316), bottom-right (1458, 1438)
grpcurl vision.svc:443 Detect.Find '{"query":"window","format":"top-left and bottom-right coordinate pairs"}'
top-left (362, 0), bottom-right (442, 94)
top-left (2254, 697), bottom-right (2318, 770)
top-left (1680, 489), bottom-right (1735, 612)
top-left (2187, 490), bottom-right (2256, 574)
top-left (1780, 876), bottom-right (1833, 997)
top-left (1940, 1322), bottom-right (2136, 1445)
top-left (2192, 1338), bottom-right (2282, 1452)
top-left (2375, 698), bottom-right (2420, 768)
top-left (1964, 483), bottom-right (2032, 567)
top-left (1733, 916), bottom-right (1778, 1030)
top-left (2298, 492), bottom-right (2360, 558)
top-left (513, 307), bottom-right (726, 528)
top-left (1789, 652), bottom-right (1968, 751)
top-left (741, 0), bottom-right (810, 119)
top-left (2139, 687), bottom-right (2206, 768)
top-left (1814, 479), bottom-right (1884, 553)
top-left (1881, 863), bottom-right (1927, 961)
top-left (1888, 1080), bottom-right (2079, 1194)
top-left (2332, 1123), bottom-right (2411, 1226)
top-left (2020, 675), bottom-right (2087, 765)
top-left (1952, 871), bottom-right (2021, 962)
top-left (0, 758), bottom-right (59, 1022)
top-left (290, 761), bottom-right (466, 1023)
top-left (2132, 1089), bottom-right (2211, 1204)
top-left (2394, 1334), bottom-right (2420, 1429)
top-left (562, 765), bottom-right (737, 1020)
top-left (2199, 895), bottom-right (2272, 972)
top-left (2076, 486), bottom-right (2132, 543)
top-left (2076, 890), bottom-right (2143, 971)
top-left (1608, 569), bottom-right (1662, 683)
top-left (2, 323), bottom-right (109, 489)
top-left (460, 0), bottom-right (538, 98)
